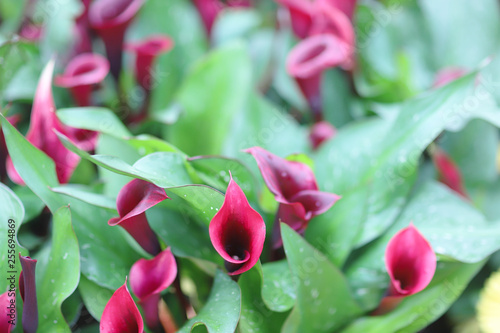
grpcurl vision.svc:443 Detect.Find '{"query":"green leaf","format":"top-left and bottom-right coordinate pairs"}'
top-left (51, 185), bottom-right (117, 210)
top-left (78, 274), bottom-right (113, 321)
top-left (281, 224), bottom-right (363, 333)
top-left (178, 270), bottom-right (241, 333)
top-left (238, 263), bottom-right (289, 332)
top-left (36, 206), bottom-right (80, 333)
top-left (0, 183), bottom-right (27, 292)
top-left (261, 260), bottom-right (296, 312)
top-left (57, 107), bottom-right (131, 138)
top-left (346, 181), bottom-right (500, 310)
top-left (169, 42), bottom-right (252, 155)
top-left (341, 261), bottom-right (484, 333)
top-left (13, 186), bottom-right (45, 223)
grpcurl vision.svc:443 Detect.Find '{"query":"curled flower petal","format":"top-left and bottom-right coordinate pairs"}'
top-left (287, 34), bottom-right (350, 118)
top-left (431, 147), bottom-right (468, 199)
top-left (309, 120), bottom-right (336, 150)
top-left (100, 279), bottom-right (144, 333)
top-left (209, 175), bottom-right (266, 275)
top-left (244, 146), bottom-right (318, 202)
top-left (385, 223), bottom-right (436, 297)
top-left (130, 247), bottom-right (177, 329)
top-left (289, 189), bottom-right (340, 220)
top-left (125, 35), bottom-right (174, 91)
top-left (19, 255), bottom-right (38, 333)
top-left (55, 53), bottom-right (110, 106)
top-left (108, 179), bottom-right (168, 255)
top-left (89, 0), bottom-right (146, 79)
top-left (6, 60), bottom-right (80, 185)
top-left (1, 292), bottom-right (15, 333)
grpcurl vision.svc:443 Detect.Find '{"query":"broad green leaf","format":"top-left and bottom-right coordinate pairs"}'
top-left (346, 181), bottom-right (500, 310)
top-left (420, 0), bottom-right (500, 69)
top-left (261, 260), bottom-right (296, 312)
top-left (36, 206), bottom-right (80, 333)
top-left (57, 107), bottom-right (131, 138)
top-left (78, 274), bottom-right (113, 321)
top-left (178, 270), bottom-right (241, 333)
top-left (51, 185), bottom-right (117, 210)
top-left (58, 131), bottom-right (225, 225)
top-left (281, 224), bottom-right (363, 333)
top-left (238, 263), bottom-right (288, 333)
top-left (212, 9), bottom-right (261, 46)
top-left (0, 183), bottom-right (28, 333)
top-left (169, 42), bottom-right (252, 155)
top-left (1, 113), bottom-right (61, 212)
top-left (13, 186), bottom-right (45, 223)
top-left (341, 261), bottom-right (484, 333)
top-left (188, 155), bottom-right (258, 202)
top-left (148, 200), bottom-right (221, 263)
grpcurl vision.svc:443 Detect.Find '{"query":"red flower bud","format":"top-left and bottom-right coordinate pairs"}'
top-left (209, 175), bottom-right (266, 275)
top-left (431, 147), bottom-right (468, 199)
top-left (19, 255), bottom-right (38, 333)
top-left (309, 120), bottom-right (336, 149)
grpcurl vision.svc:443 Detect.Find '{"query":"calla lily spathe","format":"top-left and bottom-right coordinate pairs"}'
top-left (309, 120), bottom-right (336, 150)
top-left (100, 279), bottom-right (144, 333)
top-left (431, 147), bottom-right (468, 199)
top-left (209, 175), bottom-right (266, 275)
top-left (130, 247), bottom-right (177, 329)
top-left (245, 146), bottom-right (339, 247)
top-left (89, 0), bottom-right (146, 79)
top-left (108, 179), bottom-right (168, 255)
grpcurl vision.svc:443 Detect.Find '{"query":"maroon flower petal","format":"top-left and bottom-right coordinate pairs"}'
top-left (192, 0), bottom-right (223, 35)
top-left (244, 146), bottom-right (318, 202)
top-left (108, 179), bottom-right (169, 255)
top-left (6, 60), bottom-right (80, 185)
top-left (209, 175), bottom-right (266, 275)
top-left (289, 189), bottom-right (341, 220)
top-left (309, 120), bottom-right (336, 150)
top-left (55, 53), bottom-right (110, 106)
top-left (89, 0), bottom-right (146, 79)
top-left (431, 147), bottom-right (468, 199)
top-left (276, 0), bottom-right (314, 39)
top-left (100, 279), bottom-right (144, 333)
top-left (125, 35), bottom-right (174, 91)
top-left (130, 247), bottom-right (177, 300)
top-left (286, 34), bottom-right (350, 118)
top-left (130, 247), bottom-right (177, 329)
top-left (0, 292), bottom-right (15, 333)
top-left (322, 0), bottom-right (357, 20)
top-left (385, 223), bottom-right (436, 297)
top-left (19, 255), bottom-right (38, 333)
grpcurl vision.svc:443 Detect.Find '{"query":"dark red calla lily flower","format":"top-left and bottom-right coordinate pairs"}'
top-left (19, 255), bottom-right (38, 333)
top-left (89, 0), bottom-right (146, 80)
top-left (287, 34), bottom-right (351, 121)
top-left (130, 247), bottom-right (177, 329)
top-left (433, 67), bottom-right (466, 88)
top-left (209, 175), bottom-right (266, 275)
top-left (108, 179), bottom-right (168, 255)
top-left (55, 53), bottom-right (110, 106)
top-left (0, 292), bottom-right (15, 333)
top-left (245, 146), bottom-right (339, 214)
top-left (309, 120), bottom-right (336, 149)
top-left (100, 279), bottom-right (144, 333)
top-left (431, 147), bottom-right (468, 199)
top-left (192, 0), bottom-right (251, 36)
top-left (6, 60), bottom-right (81, 185)
top-left (125, 35), bottom-right (174, 91)
top-left (385, 223), bottom-right (436, 297)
